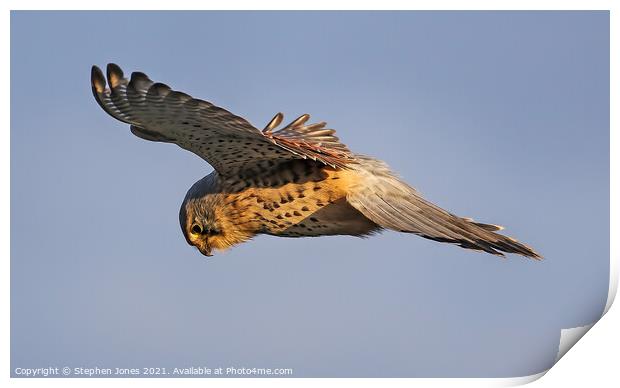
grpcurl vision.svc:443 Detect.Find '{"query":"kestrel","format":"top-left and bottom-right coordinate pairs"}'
top-left (91, 63), bottom-right (541, 259)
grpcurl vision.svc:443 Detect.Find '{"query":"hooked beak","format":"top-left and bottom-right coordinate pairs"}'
top-left (197, 242), bottom-right (213, 257)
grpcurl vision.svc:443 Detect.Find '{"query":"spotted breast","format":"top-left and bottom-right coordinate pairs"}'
top-left (216, 160), bottom-right (379, 237)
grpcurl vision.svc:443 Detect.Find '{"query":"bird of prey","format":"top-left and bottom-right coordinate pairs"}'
top-left (91, 63), bottom-right (541, 259)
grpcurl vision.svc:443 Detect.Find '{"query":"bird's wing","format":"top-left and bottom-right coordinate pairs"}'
top-left (91, 63), bottom-right (354, 177)
top-left (347, 157), bottom-right (541, 259)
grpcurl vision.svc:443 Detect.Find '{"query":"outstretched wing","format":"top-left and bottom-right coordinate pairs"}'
top-left (91, 63), bottom-right (354, 177)
top-left (347, 157), bottom-right (541, 259)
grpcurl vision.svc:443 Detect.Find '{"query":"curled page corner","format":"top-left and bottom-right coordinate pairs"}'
top-left (555, 323), bottom-right (595, 363)
top-left (603, 256), bottom-right (618, 315)
top-left (500, 370), bottom-right (548, 387)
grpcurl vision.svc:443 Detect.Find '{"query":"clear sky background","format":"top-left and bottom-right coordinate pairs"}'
top-left (11, 11), bottom-right (609, 377)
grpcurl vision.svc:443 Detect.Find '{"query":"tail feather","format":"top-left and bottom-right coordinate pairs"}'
top-left (347, 156), bottom-right (542, 260)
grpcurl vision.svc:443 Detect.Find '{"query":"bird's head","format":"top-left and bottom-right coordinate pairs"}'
top-left (180, 179), bottom-right (254, 257)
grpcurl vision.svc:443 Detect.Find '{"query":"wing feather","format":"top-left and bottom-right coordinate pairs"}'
top-left (91, 63), bottom-right (355, 176)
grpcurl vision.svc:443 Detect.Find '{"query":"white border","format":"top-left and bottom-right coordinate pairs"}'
top-left (0, 0), bottom-right (617, 11)
top-left (3, 1), bottom-right (616, 387)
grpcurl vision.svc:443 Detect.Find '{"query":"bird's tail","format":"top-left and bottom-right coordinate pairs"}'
top-left (346, 156), bottom-right (542, 259)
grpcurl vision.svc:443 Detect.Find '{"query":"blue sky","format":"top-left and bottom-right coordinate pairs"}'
top-left (11, 11), bottom-right (609, 377)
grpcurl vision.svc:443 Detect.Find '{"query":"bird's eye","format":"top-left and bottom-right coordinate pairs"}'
top-left (191, 224), bottom-right (203, 235)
